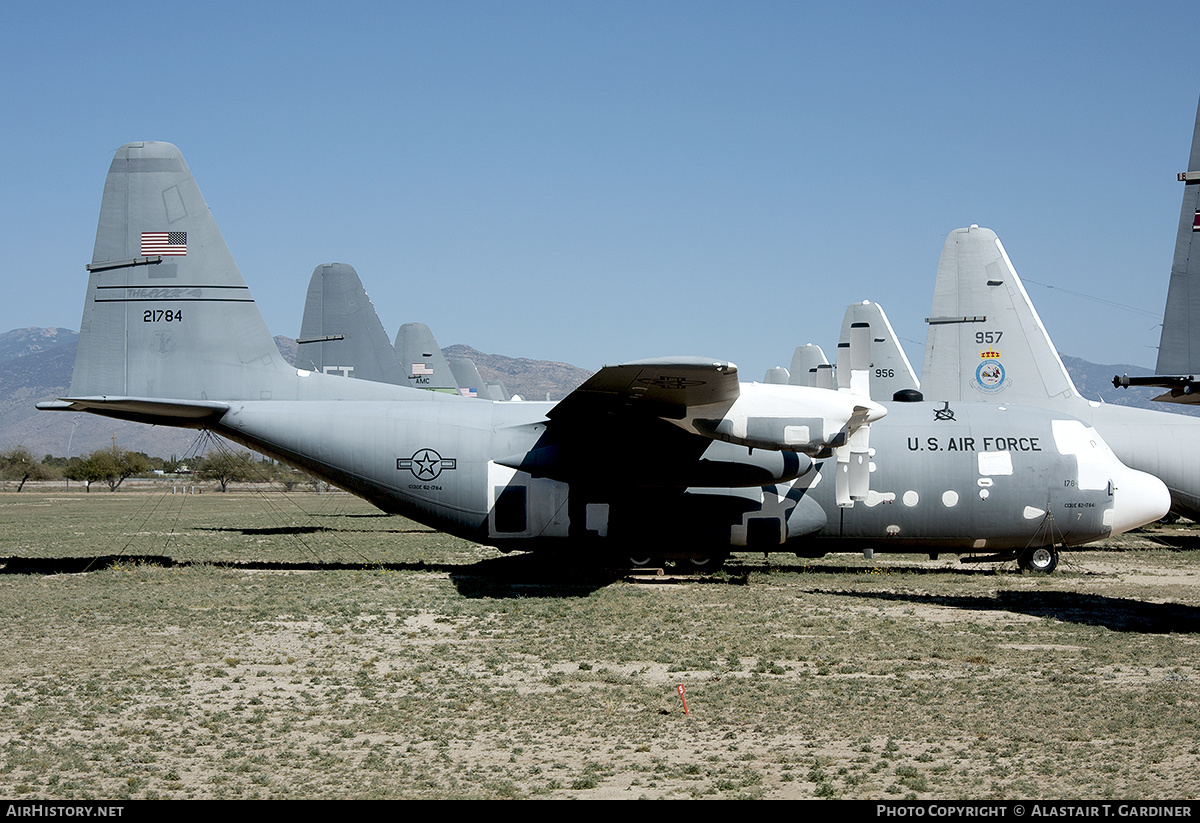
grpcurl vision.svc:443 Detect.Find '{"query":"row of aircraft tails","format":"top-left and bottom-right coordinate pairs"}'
top-left (39, 97), bottom-right (1200, 573)
top-left (297, 264), bottom-right (514, 401)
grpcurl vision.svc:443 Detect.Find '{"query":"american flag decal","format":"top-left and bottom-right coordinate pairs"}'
top-left (141, 231), bottom-right (187, 256)
top-left (1193, 211), bottom-right (1200, 232)
top-left (411, 363), bottom-right (434, 376)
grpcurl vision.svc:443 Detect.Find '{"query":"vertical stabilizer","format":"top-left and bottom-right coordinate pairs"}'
top-left (449, 358), bottom-right (486, 398)
top-left (395, 322), bottom-right (459, 393)
top-left (297, 263), bottom-right (406, 384)
top-left (921, 225), bottom-right (1080, 404)
top-left (485, 380), bottom-right (512, 401)
top-left (788, 344), bottom-right (831, 388)
top-left (70, 142), bottom-right (292, 401)
top-left (1156, 95), bottom-right (1200, 376)
top-left (837, 301), bottom-right (919, 400)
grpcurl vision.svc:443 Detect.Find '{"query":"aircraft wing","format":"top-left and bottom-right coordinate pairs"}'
top-left (549, 355), bottom-right (884, 454)
top-left (506, 356), bottom-right (885, 501)
top-left (547, 357), bottom-right (740, 423)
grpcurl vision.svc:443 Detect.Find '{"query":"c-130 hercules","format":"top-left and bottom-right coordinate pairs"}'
top-left (38, 142), bottom-right (1169, 570)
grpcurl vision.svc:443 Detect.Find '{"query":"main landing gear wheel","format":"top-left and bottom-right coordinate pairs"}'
top-left (1018, 545), bottom-right (1059, 574)
top-left (685, 553), bottom-right (728, 572)
top-left (628, 555), bottom-right (661, 570)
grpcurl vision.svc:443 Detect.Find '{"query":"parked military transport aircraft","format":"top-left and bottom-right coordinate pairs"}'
top-left (38, 143), bottom-right (1169, 570)
top-left (922, 224), bottom-right (1200, 522)
top-left (297, 262), bottom-right (508, 398)
top-left (782, 302), bottom-right (920, 403)
top-left (297, 262), bottom-right (406, 384)
top-left (395, 322), bottom-right (460, 395)
top-left (1115, 95), bottom-right (1200, 402)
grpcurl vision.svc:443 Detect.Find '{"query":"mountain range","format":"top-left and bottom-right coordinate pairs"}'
top-left (0, 328), bottom-right (593, 458)
top-left (0, 326), bottom-right (1191, 459)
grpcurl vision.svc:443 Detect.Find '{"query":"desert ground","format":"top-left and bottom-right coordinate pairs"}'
top-left (0, 486), bottom-right (1196, 799)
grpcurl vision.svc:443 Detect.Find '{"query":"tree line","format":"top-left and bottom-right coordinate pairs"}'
top-left (0, 446), bottom-right (323, 492)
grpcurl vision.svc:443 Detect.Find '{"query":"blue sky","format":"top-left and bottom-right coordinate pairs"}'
top-left (3, 1), bottom-right (1198, 377)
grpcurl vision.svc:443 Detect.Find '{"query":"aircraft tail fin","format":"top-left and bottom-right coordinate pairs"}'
top-left (788, 344), bottom-right (833, 388)
top-left (449, 357), bottom-right (486, 398)
top-left (297, 263), bottom-right (406, 384)
top-left (837, 301), bottom-right (919, 401)
top-left (1156, 94), bottom-right (1200, 376)
top-left (485, 379), bottom-right (512, 401)
top-left (395, 322), bottom-right (459, 393)
top-left (68, 141), bottom-right (293, 402)
top-left (921, 225), bottom-right (1080, 404)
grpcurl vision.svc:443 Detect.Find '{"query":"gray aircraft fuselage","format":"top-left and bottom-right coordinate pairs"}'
top-left (39, 143), bottom-right (1170, 566)
top-left (204, 390), bottom-right (1146, 555)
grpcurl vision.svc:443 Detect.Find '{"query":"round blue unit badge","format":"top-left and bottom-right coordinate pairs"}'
top-left (975, 358), bottom-right (1006, 393)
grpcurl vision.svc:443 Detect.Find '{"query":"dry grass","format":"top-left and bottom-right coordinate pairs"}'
top-left (0, 488), bottom-right (1197, 799)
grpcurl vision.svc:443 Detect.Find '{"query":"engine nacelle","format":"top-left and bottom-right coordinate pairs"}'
top-left (498, 438), bottom-right (812, 488)
top-left (691, 382), bottom-right (885, 454)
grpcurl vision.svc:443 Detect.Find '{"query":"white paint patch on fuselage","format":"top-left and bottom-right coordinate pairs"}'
top-left (978, 451), bottom-right (1013, 476)
top-left (1051, 419), bottom-right (1109, 491)
top-left (863, 490), bottom-right (896, 507)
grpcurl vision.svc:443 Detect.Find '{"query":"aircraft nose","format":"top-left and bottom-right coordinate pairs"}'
top-left (1108, 466), bottom-right (1170, 536)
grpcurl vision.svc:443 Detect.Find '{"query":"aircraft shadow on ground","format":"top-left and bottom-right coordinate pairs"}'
top-left (821, 588), bottom-right (1200, 634)
top-left (1145, 534), bottom-right (1200, 552)
top-left (199, 526), bottom-right (439, 536)
top-left (0, 552), bottom-right (622, 597)
top-left (0, 552), bottom-right (689, 598)
top-left (0, 554), bottom-right (468, 576)
top-left (449, 554), bottom-right (627, 598)
top-left (3, 553), bottom-right (1195, 619)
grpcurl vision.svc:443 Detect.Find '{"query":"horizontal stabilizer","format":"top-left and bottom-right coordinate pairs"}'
top-left (1113, 372), bottom-right (1200, 405)
top-left (37, 396), bottom-right (230, 426)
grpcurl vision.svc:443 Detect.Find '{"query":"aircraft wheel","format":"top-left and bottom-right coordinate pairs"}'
top-left (1018, 545), bottom-right (1059, 574)
top-left (686, 553), bottom-right (728, 572)
top-left (628, 555), bottom-right (661, 570)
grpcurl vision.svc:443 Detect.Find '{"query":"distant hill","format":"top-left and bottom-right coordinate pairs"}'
top-left (0, 329), bottom-right (591, 457)
top-left (6, 326), bottom-right (1192, 458)
top-left (0, 327), bottom-right (78, 362)
top-left (441, 344), bottom-right (592, 401)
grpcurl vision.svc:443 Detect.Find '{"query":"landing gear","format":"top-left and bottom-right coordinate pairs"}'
top-left (627, 555), bottom-right (661, 569)
top-left (685, 552), bottom-right (728, 572)
top-left (624, 553), bottom-right (727, 573)
top-left (1018, 545), bottom-right (1059, 574)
